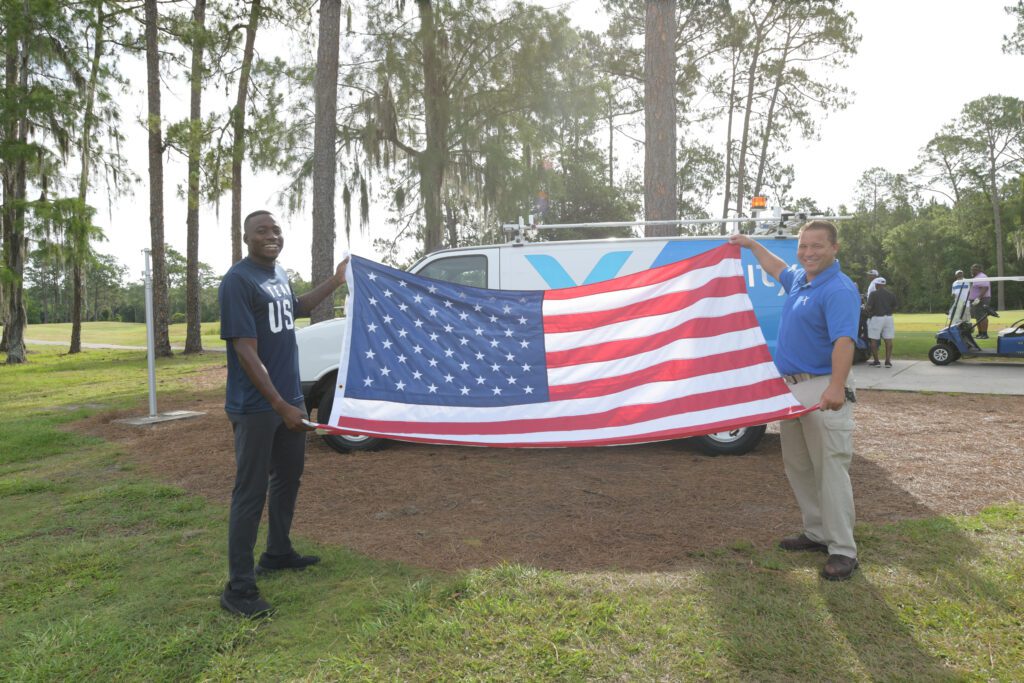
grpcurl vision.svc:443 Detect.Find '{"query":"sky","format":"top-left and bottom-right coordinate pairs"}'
top-left (92, 0), bottom-right (1024, 281)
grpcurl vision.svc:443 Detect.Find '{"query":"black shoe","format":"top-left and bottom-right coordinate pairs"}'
top-left (821, 554), bottom-right (859, 581)
top-left (868, 361), bottom-right (881, 367)
top-left (257, 551), bottom-right (321, 574)
top-left (976, 334), bottom-right (989, 339)
top-left (779, 533), bottom-right (829, 553)
top-left (220, 584), bottom-right (273, 618)
top-left (884, 361), bottom-right (892, 368)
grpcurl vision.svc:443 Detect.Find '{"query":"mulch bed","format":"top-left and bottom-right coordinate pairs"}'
top-left (70, 364), bottom-right (1024, 572)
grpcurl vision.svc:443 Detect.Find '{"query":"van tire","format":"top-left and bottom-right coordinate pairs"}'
top-left (315, 375), bottom-right (387, 454)
top-left (688, 424), bottom-right (767, 456)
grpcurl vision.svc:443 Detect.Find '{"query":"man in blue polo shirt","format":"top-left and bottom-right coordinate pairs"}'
top-left (730, 221), bottom-right (861, 581)
top-left (218, 210), bottom-right (349, 617)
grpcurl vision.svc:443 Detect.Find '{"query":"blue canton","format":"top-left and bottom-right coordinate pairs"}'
top-left (345, 256), bottom-right (550, 407)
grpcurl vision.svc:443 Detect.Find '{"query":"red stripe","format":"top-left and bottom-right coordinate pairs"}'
top-left (333, 378), bottom-right (791, 437)
top-left (545, 310), bottom-right (759, 369)
top-left (324, 404), bottom-right (813, 448)
top-left (548, 346), bottom-right (775, 400)
top-left (542, 243), bottom-right (739, 300)
top-left (544, 276), bottom-right (748, 334)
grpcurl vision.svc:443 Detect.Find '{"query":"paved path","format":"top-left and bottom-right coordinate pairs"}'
top-left (852, 358), bottom-right (1023, 395)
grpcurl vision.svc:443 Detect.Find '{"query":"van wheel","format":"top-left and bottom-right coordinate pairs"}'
top-left (315, 377), bottom-right (387, 454)
top-left (687, 424), bottom-right (767, 456)
top-left (928, 343), bottom-right (959, 366)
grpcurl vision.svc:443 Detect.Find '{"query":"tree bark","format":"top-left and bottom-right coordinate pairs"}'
top-left (733, 21), bottom-right (765, 219)
top-left (720, 45), bottom-right (738, 229)
top-left (989, 159), bottom-right (1006, 309)
top-left (643, 0), bottom-right (677, 236)
top-left (71, 3), bottom-right (105, 355)
top-left (184, 0), bottom-right (206, 353)
top-left (145, 0), bottom-right (172, 357)
top-left (310, 0), bottom-right (341, 323)
top-left (230, 0), bottom-right (261, 265)
top-left (418, 0), bottom-right (448, 254)
top-left (3, 22), bottom-right (30, 363)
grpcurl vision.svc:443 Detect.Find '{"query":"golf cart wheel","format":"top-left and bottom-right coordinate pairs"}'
top-left (928, 343), bottom-right (959, 366)
top-left (316, 376), bottom-right (387, 454)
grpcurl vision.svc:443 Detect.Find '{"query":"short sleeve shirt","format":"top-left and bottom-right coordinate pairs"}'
top-left (218, 257), bottom-right (303, 414)
top-left (968, 273), bottom-right (990, 300)
top-left (774, 260), bottom-right (861, 376)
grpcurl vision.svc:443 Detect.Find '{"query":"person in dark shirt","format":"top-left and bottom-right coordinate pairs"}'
top-left (217, 210), bottom-right (349, 618)
top-left (865, 278), bottom-right (897, 367)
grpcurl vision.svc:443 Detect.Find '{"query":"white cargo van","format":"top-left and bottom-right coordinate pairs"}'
top-left (298, 222), bottom-right (819, 456)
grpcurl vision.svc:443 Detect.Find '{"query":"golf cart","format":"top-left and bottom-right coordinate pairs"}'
top-left (928, 275), bottom-right (1024, 365)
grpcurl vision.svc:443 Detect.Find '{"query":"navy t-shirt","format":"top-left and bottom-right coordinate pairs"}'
top-left (219, 257), bottom-right (303, 414)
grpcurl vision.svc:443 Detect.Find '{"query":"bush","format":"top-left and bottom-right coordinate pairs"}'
top-left (171, 312), bottom-right (186, 324)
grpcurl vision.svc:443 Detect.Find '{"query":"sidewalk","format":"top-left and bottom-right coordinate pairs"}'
top-left (852, 358), bottom-right (1024, 395)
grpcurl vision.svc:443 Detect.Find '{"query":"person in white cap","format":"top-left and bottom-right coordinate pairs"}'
top-left (865, 269), bottom-right (881, 299)
top-left (865, 277), bottom-right (897, 367)
top-left (950, 270), bottom-right (970, 324)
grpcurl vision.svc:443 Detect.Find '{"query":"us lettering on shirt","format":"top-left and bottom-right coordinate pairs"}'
top-left (265, 283), bottom-right (294, 333)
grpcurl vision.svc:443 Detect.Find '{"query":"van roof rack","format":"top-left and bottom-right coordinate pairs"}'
top-left (500, 210), bottom-right (852, 244)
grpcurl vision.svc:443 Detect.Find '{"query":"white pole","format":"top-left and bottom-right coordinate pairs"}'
top-left (143, 249), bottom-right (157, 417)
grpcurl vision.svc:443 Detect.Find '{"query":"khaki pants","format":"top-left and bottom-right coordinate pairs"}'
top-left (779, 375), bottom-right (857, 559)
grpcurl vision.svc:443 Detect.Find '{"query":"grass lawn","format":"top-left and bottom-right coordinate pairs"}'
top-left (0, 344), bottom-right (1022, 680)
top-left (12, 311), bottom-right (1024, 360)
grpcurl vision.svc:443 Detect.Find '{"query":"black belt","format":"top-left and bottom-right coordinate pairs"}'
top-left (782, 373), bottom-right (827, 384)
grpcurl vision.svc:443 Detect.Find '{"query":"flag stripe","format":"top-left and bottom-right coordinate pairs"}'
top-left (325, 406), bottom-right (798, 448)
top-left (333, 378), bottom-right (794, 436)
top-left (545, 310), bottom-right (760, 368)
top-left (548, 345), bottom-right (775, 401)
top-left (543, 292), bottom-right (754, 352)
top-left (542, 276), bottom-right (748, 334)
top-left (542, 243), bottom-right (735, 301)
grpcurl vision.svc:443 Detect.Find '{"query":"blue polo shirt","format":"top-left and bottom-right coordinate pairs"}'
top-left (219, 257), bottom-right (303, 414)
top-left (774, 259), bottom-right (860, 376)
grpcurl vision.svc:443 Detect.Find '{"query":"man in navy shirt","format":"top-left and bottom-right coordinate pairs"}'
top-left (730, 221), bottom-right (861, 581)
top-left (218, 210), bottom-right (349, 617)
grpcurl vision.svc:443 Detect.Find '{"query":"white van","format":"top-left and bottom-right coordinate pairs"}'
top-left (298, 227), bottom-right (811, 456)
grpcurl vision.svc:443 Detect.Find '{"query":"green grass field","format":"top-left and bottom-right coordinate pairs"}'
top-left (13, 311), bottom-right (1024, 360)
top-left (1, 343), bottom-right (1022, 679)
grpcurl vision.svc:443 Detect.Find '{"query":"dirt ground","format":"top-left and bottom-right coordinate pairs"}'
top-left (71, 363), bottom-right (1024, 572)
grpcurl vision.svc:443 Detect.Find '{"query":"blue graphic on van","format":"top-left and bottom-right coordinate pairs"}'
top-left (525, 251), bottom-right (633, 288)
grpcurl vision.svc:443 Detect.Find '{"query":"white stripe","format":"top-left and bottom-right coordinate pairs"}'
top-left (335, 394), bottom-right (800, 445)
top-left (546, 327), bottom-right (766, 386)
top-left (543, 292), bottom-right (754, 352)
top-left (335, 360), bottom-right (791, 425)
top-left (542, 258), bottom-right (742, 317)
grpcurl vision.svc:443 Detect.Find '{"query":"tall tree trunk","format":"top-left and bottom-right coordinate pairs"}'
top-left (989, 160), bottom-right (1006, 309)
top-left (145, 0), bottom-right (172, 357)
top-left (185, 0), bottom-right (206, 353)
top-left (752, 60), bottom-right (785, 197)
top-left (310, 0), bottom-right (341, 323)
top-left (643, 0), bottom-right (677, 237)
top-left (230, 0), bottom-right (261, 265)
top-left (71, 3), bottom-right (105, 355)
top-left (720, 46), bottom-right (738, 228)
top-left (733, 27), bottom-right (764, 219)
top-left (418, 0), bottom-right (448, 254)
top-left (1, 32), bottom-right (17, 354)
top-left (4, 25), bottom-right (30, 363)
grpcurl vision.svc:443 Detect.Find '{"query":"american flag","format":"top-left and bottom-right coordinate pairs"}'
top-left (323, 243), bottom-right (811, 447)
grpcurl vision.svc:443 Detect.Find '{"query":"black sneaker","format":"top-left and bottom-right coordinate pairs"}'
top-left (220, 584), bottom-right (273, 618)
top-left (257, 551), bottom-right (321, 574)
top-left (976, 334), bottom-right (989, 339)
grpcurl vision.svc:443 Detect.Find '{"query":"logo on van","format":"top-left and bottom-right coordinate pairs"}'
top-left (524, 252), bottom-right (633, 288)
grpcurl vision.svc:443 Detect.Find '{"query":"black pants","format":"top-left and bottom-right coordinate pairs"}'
top-left (226, 408), bottom-right (306, 593)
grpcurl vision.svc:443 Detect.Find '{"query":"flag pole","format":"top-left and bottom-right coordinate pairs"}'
top-left (143, 248), bottom-right (158, 417)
